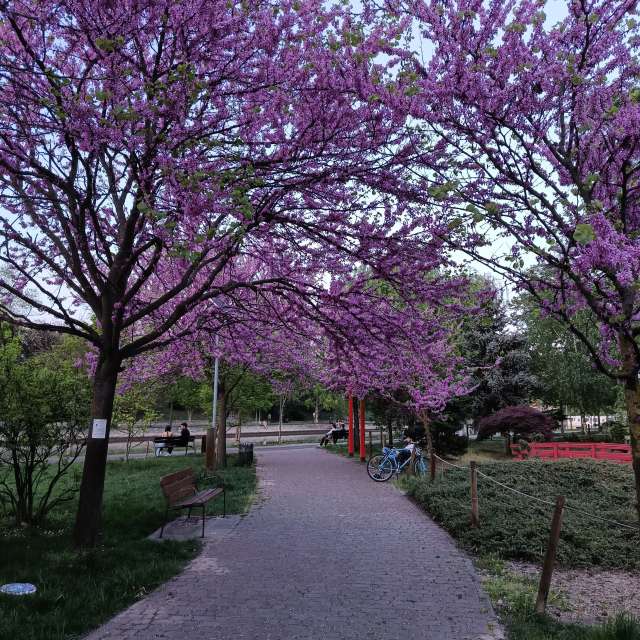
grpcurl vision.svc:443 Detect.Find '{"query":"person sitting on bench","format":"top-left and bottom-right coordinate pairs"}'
top-left (162, 425), bottom-right (174, 454)
top-left (320, 422), bottom-right (338, 447)
top-left (180, 422), bottom-right (190, 440)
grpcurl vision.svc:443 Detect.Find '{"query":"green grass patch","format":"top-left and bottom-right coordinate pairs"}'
top-left (460, 437), bottom-right (511, 462)
top-left (0, 454), bottom-right (256, 640)
top-left (402, 459), bottom-right (638, 569)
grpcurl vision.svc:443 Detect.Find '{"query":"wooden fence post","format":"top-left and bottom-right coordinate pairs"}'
top-left (430, 451), bottom-right (436, 483)
top-left (535, 496), bottom-right (565, 614)
top-left (470, 460), bottom-right (479, 527)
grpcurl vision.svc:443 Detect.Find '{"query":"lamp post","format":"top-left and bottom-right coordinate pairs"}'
top-left (206, 336), bottom-right (220, 473)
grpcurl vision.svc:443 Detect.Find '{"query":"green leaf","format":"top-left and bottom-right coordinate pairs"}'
top-left (95, 37), bottom-right (120, 53)
top-left (584, 173), bottom-right (599, 188)
top-left (506, 22), bottom-right (526, 34)
top-left (485, 201), bottom-right (501, 215)
top-left (573, 223), bottom-right (596, 245)
top-left (428, 181), bottom-right (458, 201)
top-left (404, 85), bottom-right (420, 97)
top-left (448, 217), bottom-right (463, 230)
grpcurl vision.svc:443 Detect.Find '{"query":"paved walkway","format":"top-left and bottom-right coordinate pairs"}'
top-left (85, 448), bottom-right (502, 640)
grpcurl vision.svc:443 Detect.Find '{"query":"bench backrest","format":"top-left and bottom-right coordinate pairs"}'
top-left (154, 436), bottom-right (195, 444)
top-left (160, 467), bottom-right (197, 506)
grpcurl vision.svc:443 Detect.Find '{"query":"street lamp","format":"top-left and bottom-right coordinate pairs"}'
top-left (206, 334), bottom-right (220, 473)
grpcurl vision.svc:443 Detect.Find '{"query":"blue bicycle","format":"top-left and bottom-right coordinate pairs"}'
top-left (366, 445), bottom-right (428, 482)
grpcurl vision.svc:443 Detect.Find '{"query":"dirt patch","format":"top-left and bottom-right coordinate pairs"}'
top-left (508, 561), bottom-right (640, 624)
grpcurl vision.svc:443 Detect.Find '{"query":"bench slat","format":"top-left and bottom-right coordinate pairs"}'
top-left (173, 487), bottom-right (224, 508)
top-left (160, 468), bottom-right (195, 487)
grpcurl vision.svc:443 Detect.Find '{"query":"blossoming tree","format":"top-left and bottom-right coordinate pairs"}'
top-left (0, 0), bottom-right (415, 545)
top-left (386, 0), bottom-right (640, 515)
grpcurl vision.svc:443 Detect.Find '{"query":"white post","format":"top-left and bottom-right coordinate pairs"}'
top-left (206, 335), bottom-right (220, 473)
top-left (212, 353), bottom-right (219, 431)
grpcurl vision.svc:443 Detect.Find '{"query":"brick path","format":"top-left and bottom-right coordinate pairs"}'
top-left (85, 447), bottom-right (502, 640)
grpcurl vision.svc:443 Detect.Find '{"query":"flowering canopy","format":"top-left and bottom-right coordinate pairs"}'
top-left (0, 0), bottom-right (414, 361)
top-left (379, 0), bottom-right (640, 513)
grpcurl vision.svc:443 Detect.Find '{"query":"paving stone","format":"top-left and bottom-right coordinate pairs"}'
top-left (84, 448), bottom-right (503, 639)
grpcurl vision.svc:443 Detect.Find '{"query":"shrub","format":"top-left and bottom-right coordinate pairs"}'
top-left (478, 405), bottom-right (556, 440)
top-left (432, 424), bottom-right (468, 456)
top-left (555, 432), bottom-right (618, 443)
top-left (606, 421), bottom-right (629, 443)
top-left (0, 333), bottom-right (90, 525)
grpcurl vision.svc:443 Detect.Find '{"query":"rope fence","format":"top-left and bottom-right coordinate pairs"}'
top-left (431, 453), bottom-right (640, 532)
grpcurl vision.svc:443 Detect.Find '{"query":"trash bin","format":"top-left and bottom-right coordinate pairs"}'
top-left (238, 443), bottom-right (254, 466)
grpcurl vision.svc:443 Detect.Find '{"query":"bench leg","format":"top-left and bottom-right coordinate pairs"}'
top-left (160, 506), bottom-right (169, 539)
top-left (187, 507), bottom-right (192, 521)
top-left (202, 504), bottom-right (206, 538)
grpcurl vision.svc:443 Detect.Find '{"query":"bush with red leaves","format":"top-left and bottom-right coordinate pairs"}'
top-left (477, 405), bottom-right (556, 440)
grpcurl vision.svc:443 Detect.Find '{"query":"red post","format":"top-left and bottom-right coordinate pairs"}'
top-left (348, 395), bottom-right (354, 457)
top-left (359, 398), bottom-right (366, 461)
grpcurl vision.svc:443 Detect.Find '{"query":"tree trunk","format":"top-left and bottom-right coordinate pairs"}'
top-left (620, 336), bottom-right (640, 521)
top-left (216, 386), bottom-right (227, 468)
top-left (314, 395), bottom-right (319, 424)
top-left (623, 377), bottom-right (640, 521)
top-left (421, 412), bottom-right (433, 457)
top-left (168, 400), bottom-right (174, 427)
top-left (386, 415), bottom-right (393, 447)
top-left (73, 353), bottom-right (120, 548)
top-left (353, 400), bottom-right (360, 452)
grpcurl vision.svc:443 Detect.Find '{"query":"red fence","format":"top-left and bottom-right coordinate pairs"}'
top-left (511, 441), bottom-right (632, 463)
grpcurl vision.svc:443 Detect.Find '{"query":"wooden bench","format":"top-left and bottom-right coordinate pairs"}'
top-left (153, 436), bottom-right (196, 457)
top-left (159, 468), bottom-right (225, 538)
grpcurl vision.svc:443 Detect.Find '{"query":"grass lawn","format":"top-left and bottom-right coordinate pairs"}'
top-left (0, 453), bottom-right (256, 640)
top-left (401, 459), bottom-right (640, 639)
top-left (459, 437), bottom-right (511, 463)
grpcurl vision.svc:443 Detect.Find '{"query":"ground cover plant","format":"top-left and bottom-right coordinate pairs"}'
top-left (0, 454), bottom-right (256, 640)
top-left (402, 460), bottom-right (638, 569)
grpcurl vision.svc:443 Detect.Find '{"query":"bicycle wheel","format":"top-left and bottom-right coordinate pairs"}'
top-left (413, 455), bottom-right (428, 477)
top-left (367, 455), bottom-right (395, 482)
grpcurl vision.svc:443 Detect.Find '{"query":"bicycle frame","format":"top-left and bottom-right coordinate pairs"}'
top-left (380, 447), bottom-right (423, 475)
